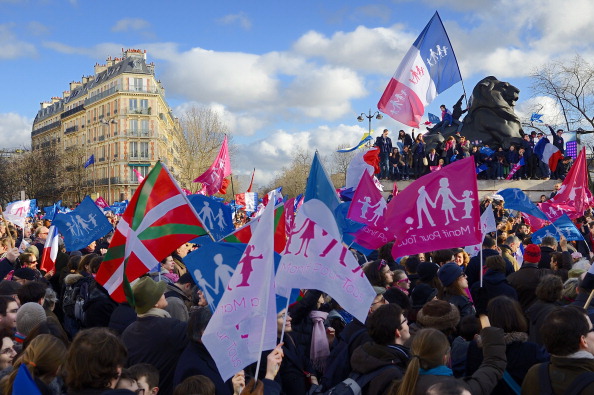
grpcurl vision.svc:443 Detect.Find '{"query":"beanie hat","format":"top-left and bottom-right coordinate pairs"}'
top-left (410, 283), bottom-right (438, 309)
top-left (524, 244), bottom-right (541, 263)
top-left (132, 277), bottom-right (167, 314)
top-left (417, 262), bottom-right (439, 282)
top-left (437, 262), bottom-right (463, 287)
top-left (417, 300), bottom-right (460, 331)
top-left (372, 286), bottom-right (387, 296)
top-left (178, 272), bottom-right (196, 285)
top-left (0, 280), bottom-right (21, 296)
top-left (16, 302), bottom-right (46, 336)
top-left (13, 268), bottom-right (36, 281)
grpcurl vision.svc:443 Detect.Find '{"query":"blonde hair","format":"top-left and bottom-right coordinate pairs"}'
top-left (394, 328), bottom-right (449, 395)
top-left (2, 334), bottom-right (67, 395)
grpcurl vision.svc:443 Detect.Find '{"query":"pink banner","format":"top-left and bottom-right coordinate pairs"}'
top-left (385, 157), bottom-right (482, 257)
top-left (549, 148), bottom-right (593, 216)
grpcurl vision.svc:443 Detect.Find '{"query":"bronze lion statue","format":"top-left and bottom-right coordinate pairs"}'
top-left (423, 76), bottom-right (524, 151)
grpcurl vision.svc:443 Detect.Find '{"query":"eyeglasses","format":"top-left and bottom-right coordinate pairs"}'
top-left (400, 318), bottom-right (408, 326)
top-left (397, 278), bottom-right (411, 284)
top-left (372, 296), bottom-right (386, 305)
top-left (28, 260), bottom-right (37, 264)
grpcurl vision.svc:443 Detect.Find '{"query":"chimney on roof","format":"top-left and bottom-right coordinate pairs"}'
top-left (94, 63), bottom-right (107, 74)
top-left (69, 81), bottom-right (82, 91)
top-left (106, 56), bottom-right (115, 67)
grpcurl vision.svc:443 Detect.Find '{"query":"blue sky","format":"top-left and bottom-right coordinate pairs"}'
top-left (1, 0), bottom-right (593, 187)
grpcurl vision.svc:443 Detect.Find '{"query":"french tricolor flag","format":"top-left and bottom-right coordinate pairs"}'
top-left (40, 225), bottom-right (59, 273)
top-left (534, 138), bottom-right (563, 172)
top-left (378, 12), bottom-right (462, 127)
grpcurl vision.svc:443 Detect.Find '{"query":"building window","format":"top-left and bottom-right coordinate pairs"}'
top-left (140, 142), bottom-right (148, 158)
top-left (129, 120), bottom-right (138, 134)
top-left (129, 99), bottom-right (137, 110)
top-left (140, 99), bottom-right (148, 109)
top-left (133, 78), bottom-right (143, 92)
top-left (130, 142), bottom-right (138, 158)
top-left (141, 119), bottom-right (149, 136)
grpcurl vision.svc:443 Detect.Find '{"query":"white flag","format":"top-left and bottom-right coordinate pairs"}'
top-left (202, 191), bottom-right (277, 381)
top-left (3, 200), bottom-right (31, 229)
top-left (464, 203), bottom-right (497, 257)
top-left (276, 199), bottom-right (376, 323)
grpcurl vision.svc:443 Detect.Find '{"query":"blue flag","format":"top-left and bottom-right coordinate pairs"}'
top-left (28, 199), bottom-right (38, 219)
top-left (498, 188), bottom-right (549, 221)
top-left (53, 196), bottom-right (113, 251)
top-left (42, 200), bottom-right (64, 221)
top-left (476, 164), bottom-right (488, 174)
top-left (337, 135), bottom-right (374, 153)
top-left (428, 113), bottom-right (441, 124)
top-left (12, 364), bottom-right (42, 395)
top-left (185, 242), bottom-right (298, 313)
top-left (530, 113), bottom-right (544, 123)
top-left (480, 147), bottom-right (495, 157)
top-left (83, 154), bottom-right (95, 168)
top-left (334, 202), bottom-right (373, 256)
top-left (533, 214), bottom-right (585, 244)
top-left (187, 194), bottom-right (233, 241)
top-left (304, 152), bottom-right (340, 212)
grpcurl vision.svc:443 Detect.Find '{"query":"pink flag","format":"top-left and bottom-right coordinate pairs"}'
top-left (522, 212), bottom-right (549, 232)
top-left (549, 148), bottom-right (593, 217)
top-left (276, 199), bottom-right (376, 323)
top-left (202, 190), bottom-right (277, 381)
top-left (392, 182), bottom-right (399, 197)
top-left (95, 197), bottom-right (109, 209)
top-left (193, 136), bottom-right (232, 195)
top-left (348, 172), bottom-right (391, 250)
top-left (284, 197), bottom-right (296, 238)
top-left (385, 157), bottom-right (481, 257)
top-left (132, 169), bottom-right (145, 183)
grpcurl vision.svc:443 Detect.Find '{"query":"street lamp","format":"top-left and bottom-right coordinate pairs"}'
top-left (357, 109), bottom-right (383, 136)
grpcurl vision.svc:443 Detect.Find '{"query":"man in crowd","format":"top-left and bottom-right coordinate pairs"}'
top-left (374, 129), bottom-right (393, 180)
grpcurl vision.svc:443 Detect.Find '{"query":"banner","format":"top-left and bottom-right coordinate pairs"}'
top-left (188, 195), bottom-right (234, 241)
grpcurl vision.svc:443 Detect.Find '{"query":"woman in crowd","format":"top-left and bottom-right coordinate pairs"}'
top-left (392, 270), bottom-right (411, 295)
top-left (452, 248), bottom-right (470, 269)
top-left (438, 262), bottom-right (475, 319)
top-left (364, 260), bottom-right (394, 290)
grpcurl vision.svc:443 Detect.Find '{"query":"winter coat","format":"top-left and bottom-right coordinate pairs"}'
top-left (174, 341), bottom-right (233, 394)
top-left (526, 300), bottom-right (561, 345)
top-left (466, 331), bottom-right (549, 395)
top-left (164, 283), bottom-right (191, 322)
top-left (442, 292), bottom-right (475, 319)
top-left (470, 270), bottom-right (518, 315)
top-left (507, 264), bottom-right (552, 311)
top-left (350, 342), bottom-right (409, 394)
top-left (522, 355), bottom-right (594, 394)
top-left (406, 327), bottom-right (506, 395)
top-left (121, 311), bottom-right (188, 395)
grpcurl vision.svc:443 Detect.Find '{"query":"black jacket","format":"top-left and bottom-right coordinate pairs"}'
top-left (174, 341), bottom-right (233, 394)
top-left (350, 342), bottom-right (409, 394)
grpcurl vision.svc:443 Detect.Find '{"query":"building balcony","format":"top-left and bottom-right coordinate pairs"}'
top-left (121, 86), bottom-right (164, 96)
top-left (61, 104), bottom-right (85, 119)
top-left (64, 125), bottom-right (79, 135)
top-left (85, 86), bottom-right (119, 106)
top-left (32, 120), bottom-right (61, 137)
top-left (127, 129), bottom-right (150, 137)
top-left (125, 107), bottom-right (152, 115)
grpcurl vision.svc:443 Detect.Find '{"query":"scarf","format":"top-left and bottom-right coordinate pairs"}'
top-left (309, 311), bottom-right (330, 372)
top-left (419, 365), bottom-right (453, 376)
top-left (138, 308), bottom-right (171, 318)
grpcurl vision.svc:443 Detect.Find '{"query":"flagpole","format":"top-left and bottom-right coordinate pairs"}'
top-left (479, 248), bottom-right (483, 288)
top-left (279, 294), bottom-right (291, 344)
top-left (230, 174), bottom-right (237, 221)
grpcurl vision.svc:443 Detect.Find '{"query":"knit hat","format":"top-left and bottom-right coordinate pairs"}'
top-left (410, 283), bottom-right (438, 309)
top-left (16, 302), bottom-right (46, 336)
top-left (0, 280), bottom-right (21, 296)
top-left (524, 244), bottom-right (541, 263)
top-left (132, 277), bottom-right (167, 314)
top-left (13, 267), bottom-right (36, 281)
top-left (372, 286), bottom-right (387, 296)
top-left (417, 300), bottom-right (460, 331)
top-left (437, 262), bottom-right (464, 287)
top-left (417, 262), bottom-right (439, 282)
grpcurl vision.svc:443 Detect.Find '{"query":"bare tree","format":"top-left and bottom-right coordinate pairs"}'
top-left (332, 144), bottom-right (357, 187)
top-left (264, 149), bottom-right (312, 199)
top-left (531, 54), bottom-right (594, 130)
top-left (178, 106), bottom-right (236, 194)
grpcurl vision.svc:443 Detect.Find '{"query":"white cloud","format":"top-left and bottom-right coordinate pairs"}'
top-left (111, 18), bottom-right (151, 33)
top-left (515, 95), bottom-right (565, 126)
top-left (235, 124), bottom-right (369, 186)
top-left (216, 12), bottom-right (252, 30)
top-left (0, 113), bottom-right (32, 149)
top-left (27, 21), bottom-right (49, 36)
top-left (0, 24), bottom-right (36, 59)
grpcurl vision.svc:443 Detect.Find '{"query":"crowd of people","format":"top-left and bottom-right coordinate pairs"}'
top-left (0, 183), bottom-right (592, 394)
top-left (374, 125), bottom-right (571, 182)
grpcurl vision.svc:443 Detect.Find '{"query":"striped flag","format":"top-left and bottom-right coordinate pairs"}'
top-left (40, 225), bottom-right (59, 273)
top-left (96, 162), bottom-right (208, 303)
top-left (378, 12), bottom-right (461, 127)
top-left (505, 157), bottom-right (525, 180)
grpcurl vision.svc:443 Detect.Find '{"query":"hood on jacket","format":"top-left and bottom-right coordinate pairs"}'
top-left (64, 273), bottom-right (84, 285)
top-left (350, 342), bottom-right (408, 374)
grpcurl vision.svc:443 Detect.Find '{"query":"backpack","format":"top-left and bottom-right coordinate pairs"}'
top-left (321, 327), bottom-right (367, 390)
top-left (538, 362), bottom-right (594, 395)
top-left (310, 365), bottom-right (394, 395)
top-left (62, 277), bottom-right (92, 322)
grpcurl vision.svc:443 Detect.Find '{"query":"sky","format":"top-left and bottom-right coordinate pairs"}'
top-left (2, 0), bottom-right (594, 189)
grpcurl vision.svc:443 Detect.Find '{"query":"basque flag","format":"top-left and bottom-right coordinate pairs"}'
top-left (378, 11), bottom-right (462, 127)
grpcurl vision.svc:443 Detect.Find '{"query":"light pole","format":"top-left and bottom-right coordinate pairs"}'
top-left (357, 109), bottom-right (383, 143)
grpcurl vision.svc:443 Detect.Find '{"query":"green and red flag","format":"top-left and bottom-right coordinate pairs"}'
top-left (222, 203), bottom-right (286, 253)
top-left (96, 161), bottom-right (208, 303)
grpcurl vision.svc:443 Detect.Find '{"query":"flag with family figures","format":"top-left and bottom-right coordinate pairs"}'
top-left (276, 199), bottom-right (376, 323)
top-left (188, 194), bottom-right (234, 241)
top-left (531, 214), bottom-right (585, 244)
top-left (202, 191), bottom-right (278, 382)
top-left (53, 196), bottom-right (113, 252)
top-left (3, 199), bottom-right (31, 229)
top-left (385, 157), bottom-right (482, 257)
